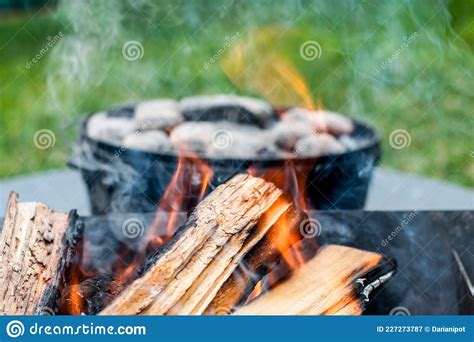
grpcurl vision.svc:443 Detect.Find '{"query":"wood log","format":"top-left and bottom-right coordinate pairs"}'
top-left (0, 192), bottom-right (81, 315)
top-left (234, 245), bottom-right (396, 315)
top-left (203, 205), bottom-right (311, 315)
top-left (168, 196), bottom-right (303, 315)
top-left (100, 174), bottom-right (303, 315)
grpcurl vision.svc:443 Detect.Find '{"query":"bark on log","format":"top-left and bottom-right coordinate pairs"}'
top-left (234, 245), bottom-right (396, 315)
top-left (100, 174), bottom-right (299, 315)
top-left (0, 192), bottom-right (81, 315)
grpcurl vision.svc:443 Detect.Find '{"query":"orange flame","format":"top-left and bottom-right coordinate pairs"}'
top-left (272, 59), bottom-right (314, 110)
top-left (68, 272), bottom-right (83, 315)
top-left (270, 215), bottom-right (305, 270)
top-left (144, 150), bottom-right (213, 251)
top-left (116, 262), bottom-right (138, 284)
top-left (221, 26), bottom-right (315, 110)
top-left (243, 169), bottom-right (319, 303)
top-left (249, 161), bottom-right (312, 211)
top-left (63, 26), bottom-right (329, 313)
top-left (112, 150), bottom-right (213, 289)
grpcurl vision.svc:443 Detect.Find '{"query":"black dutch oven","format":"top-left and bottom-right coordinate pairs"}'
top-left (69, 105), bottom-right (381, 215)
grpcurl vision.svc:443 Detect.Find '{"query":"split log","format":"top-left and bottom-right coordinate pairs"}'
top-left (100, 174), bottom-right (304, 315)
top-left (168, 196), bottom-right (309, 315)
top-left (234, 245), bottom-right (396, 315)
top-left (204, 205), bottom-right (311, 315)
top-left (0, 192), bottom-right (81, 315)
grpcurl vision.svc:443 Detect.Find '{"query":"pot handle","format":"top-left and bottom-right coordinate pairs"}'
top-left (68, 141), bottom-right (140, 186)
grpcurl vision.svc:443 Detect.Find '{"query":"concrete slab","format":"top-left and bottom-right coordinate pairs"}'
top-left (0, 170), bottom-right (90, 215)
top-left (366, 169), bottom-right (474, 211)
top-left (0, 168), bottom-right (472, 216)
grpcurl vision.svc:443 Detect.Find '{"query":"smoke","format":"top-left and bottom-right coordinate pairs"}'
top-left (48, 0), bottom-right (472, 163)
top-left (47, 0), bottom-right (310, 111)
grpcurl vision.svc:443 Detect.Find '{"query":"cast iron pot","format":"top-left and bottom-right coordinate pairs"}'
top-left (68, 107), bottom-right (381, 215)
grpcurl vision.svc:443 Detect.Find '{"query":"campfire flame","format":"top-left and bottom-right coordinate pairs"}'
top-left (243, 176), bottom-right (319, 303)
top-left (222, 24), bottom-right (328, 213)
top-left (118, 154), bottom-right (212, 282)
top-left (247, 220), bottom-right (317, 302)
top-left (255, 162), bottom-right (311, 211)
top-left (68, 272), bottom-right (83, 315)
top-left (115, 151), bottom-right (212, 288)
top-left (146, 151), bottom-right (213, 246)
top-left (62, 160), bottom-right (317, 314)
top-left (61, 152), bottom-right (213, 314)
top-left (222, 26), bottom-right (316, 110)
top-left (61, 27), bottom-right (329, 315)
top-left (272, 59), bottom-right (314, 110)
top-left (270, 214), bottom-right (306, 270)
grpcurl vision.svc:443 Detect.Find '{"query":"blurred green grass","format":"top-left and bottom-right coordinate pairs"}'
top-left (0, 1), bottom-right (472, 186)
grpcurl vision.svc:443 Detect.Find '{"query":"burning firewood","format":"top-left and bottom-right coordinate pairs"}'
top-left (100, 174), bottom-right (305, 315)
top-left (0, 193), bottom-right (81, 315)
top-left (100, 174), bottom-right (395, 315)
top-left (204, 204), bottom-right (310, 315)
top-left (234, 245), bottom-right (395, 315)
top-left (0, 178), bottom-right (394, 316)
